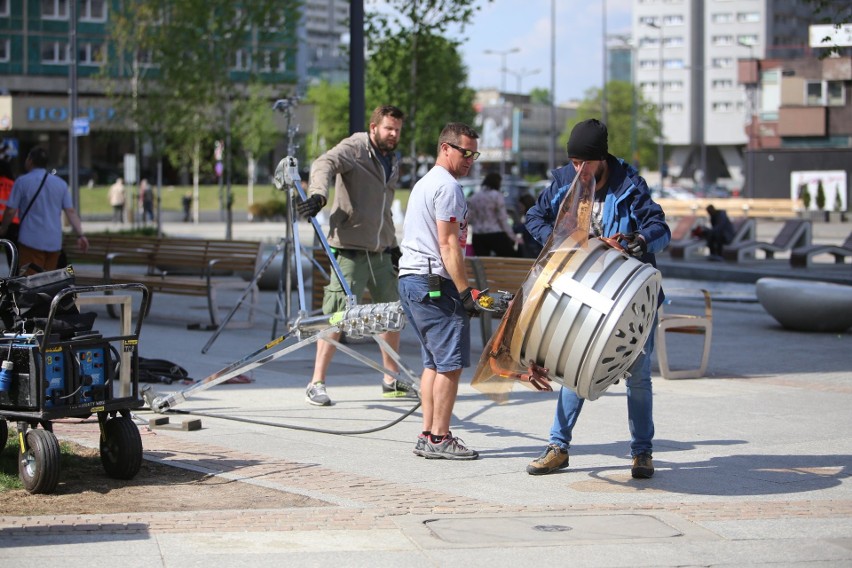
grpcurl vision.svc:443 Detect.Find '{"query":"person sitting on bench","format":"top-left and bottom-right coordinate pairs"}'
top-left (692, 205), bottom-right (734, 258)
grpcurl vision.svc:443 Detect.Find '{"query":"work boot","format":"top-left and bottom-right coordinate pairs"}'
top-left (526, 444), bottom-right (569, 475)
top-left (631, 452), bottom-right (654, 479)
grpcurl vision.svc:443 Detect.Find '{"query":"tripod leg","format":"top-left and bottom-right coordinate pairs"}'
top-left (201, 237), bottom-right (288, 353)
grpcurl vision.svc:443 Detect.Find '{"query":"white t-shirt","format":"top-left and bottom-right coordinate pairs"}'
top-left (398, 165), bottom-right (468, 280)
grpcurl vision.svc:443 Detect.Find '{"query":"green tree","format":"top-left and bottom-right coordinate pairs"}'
top-left (303, 81), bottom-right (352, 160)
top-left (800, 183), bottom-right (812, 210)
top-left (816, 180), bottom-right (826, 210)
top-left (106, 0), bottom-right (298, 222)
top-left (529, 88), bottom-right (552, 105)
top-left (232, 82), bottom-right (282, 209)
top-left (561, 81), bottom-right (661, 170)
top-left (835, 185), bottom-right (844, 212)
top-left (366, 0), bottom-right (491, 181)
top-left (367, 32), bottom-right (475, 156)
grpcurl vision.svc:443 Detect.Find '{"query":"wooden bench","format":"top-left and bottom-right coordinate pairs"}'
top-left (62, 234), bottom-right (263, 328)
top-left (657, 198), bottom-right (798, 219)
top-left (669, 217), bottom-right (756, 259)
top-left (467, 256), bottom-right (535, 344)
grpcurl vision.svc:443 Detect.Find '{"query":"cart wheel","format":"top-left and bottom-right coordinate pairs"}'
top-left (18, 429), bottom-right (61, 494)
top-left (100, 416), bottom-right (142, 480)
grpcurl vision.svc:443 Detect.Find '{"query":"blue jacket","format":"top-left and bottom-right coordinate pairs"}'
top-left (526, 156), bottom-right (670, 264)
top-left (525, 156), bottom-right (671, 303)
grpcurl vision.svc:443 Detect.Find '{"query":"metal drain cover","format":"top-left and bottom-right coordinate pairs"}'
top-left (424, 514), bottom-right (682, 545)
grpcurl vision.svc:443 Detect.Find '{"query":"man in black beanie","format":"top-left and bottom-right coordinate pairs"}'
top-left (523, 118), bottom-right (670, 479)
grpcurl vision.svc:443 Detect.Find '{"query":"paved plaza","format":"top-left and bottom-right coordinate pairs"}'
top-left (1, 217), bottom-right (850, 567)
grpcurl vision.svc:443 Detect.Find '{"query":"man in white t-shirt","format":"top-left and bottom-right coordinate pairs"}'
top-left (397, 122), bottom-right (484, 460)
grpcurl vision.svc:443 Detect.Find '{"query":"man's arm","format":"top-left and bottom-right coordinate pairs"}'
top-left (0, 207), bottom-right (15, 236)
top-left (437, 219), bottom-right (468, 292)
top-left (63, 208), bottom-right (89, 252)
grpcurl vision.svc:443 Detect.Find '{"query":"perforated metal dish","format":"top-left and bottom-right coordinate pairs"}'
top-left (509, 238), bottom-right (660, 400)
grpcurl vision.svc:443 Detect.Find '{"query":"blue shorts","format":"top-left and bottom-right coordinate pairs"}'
top-left (398, 274), bottom-right (470, 373)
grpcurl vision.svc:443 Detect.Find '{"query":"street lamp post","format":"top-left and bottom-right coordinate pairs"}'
top-left (738, 40), bottom-right (758, 199)
top-left (646, 22), bottom-right (665, 189)
top-left (485, 47), bottom-right (520, 176)
top-left (507, 67), bottom-right (541, 95)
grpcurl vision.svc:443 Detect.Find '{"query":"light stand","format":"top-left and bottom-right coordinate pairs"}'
top-left (202, 97), bottom-right (354, 353)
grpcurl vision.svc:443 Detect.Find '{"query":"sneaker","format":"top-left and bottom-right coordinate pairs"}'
top-left (631, 452), bottom-right (654, 479)
top-left (382, 379), bottom-right (419, 399)
top-left (422, 433), bottom-right (479, 460)
top-left (526, 444), bottom-right (569, 475)
top-left (413, 434), bottom-right (428, 457)
top-left (306, 382), bottom-right (331, 406)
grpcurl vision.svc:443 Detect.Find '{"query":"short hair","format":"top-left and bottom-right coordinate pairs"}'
top-left (370, 105), bottom-right (405, 127)
top-left (27, 147), bottom-right (49, 169)
top-left (436, 122), bottom-right (479, 155)
top-left (482, 172), bottom-right (502, 190)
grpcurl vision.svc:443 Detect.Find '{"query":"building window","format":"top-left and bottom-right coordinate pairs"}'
top-left (79, 42), bottom-right (104, 65)
top-left (233, 49), bottom-right (251, 71)
top-left (712, 102), bottom-right (735, 112)
top-left (712, 35), bottom-right (734, 46)
top-left (663, 58), bottom-right (684, 69)
top-left (0, 39), bottom-right (9, 62)
top-left (711, 57), bottom-right (733, 68)
top-left (827, 81), bottom-right (845, 106)
top-left (737, 12), bottom-right (760, 23)
top-left (79, 0), bottom-right (107, 22)
top-left (638, 16), bottom-right (659, 27)
top-left (663, 15), bottom-right (684, 25)
top-left (640, 81), bottom-right (657, 92)
top-left (712, 79), bottom-right (734, 89)
top-left (663, 102), bottom-right (683, 112)
top-left (276, 51), bottom-right (287, 73)
top-left (639, 59), bottom-right (659, 70)
top-left (41, 0), bottom-right (69, 20)
top-left (738, 35), bottom-right (759, 47)
top-left (664, 36), bottom-right (684, 47)
top-left (0, 0), bottom-right (9, 17)
top-left (42, 41), bottom-right (70, 64)
top-left (664, 80), bottom-right (683, 91)
top-left (712, 12), bottom-right (733, 24)
top-left (807, 80), bottom-right (846, 106)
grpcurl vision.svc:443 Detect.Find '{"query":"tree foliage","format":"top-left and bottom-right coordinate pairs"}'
top-left (365, 0), bottom-right (490, 165)
top-left (561, 81), bottom-right (662, 170)
top-left (106, 0), bottom-right (298, 178)
top-left (303, 81), bottom-right (352, 160)
top-left (367, 32), bottom-right (475, 156)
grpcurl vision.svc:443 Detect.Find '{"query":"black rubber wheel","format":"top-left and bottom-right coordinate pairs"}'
top-left (100, 416), bottom-right (143, 479)
top-left (0, 420), bottom-right (7, 452)
top-left (18, 429), bottom-right (61, 494)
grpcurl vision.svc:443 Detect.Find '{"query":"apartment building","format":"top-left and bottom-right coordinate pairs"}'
top-left (0, 1), bottom-right (309, 182)
top-left (631, 0), bottom-right (824, 190)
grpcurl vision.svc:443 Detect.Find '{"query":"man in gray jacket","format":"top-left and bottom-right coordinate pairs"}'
top-left (297, 105), bottom-right (413, 406)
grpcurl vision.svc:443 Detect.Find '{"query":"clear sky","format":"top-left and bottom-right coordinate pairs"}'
top-left (453, 0), bottom-right (633, 104)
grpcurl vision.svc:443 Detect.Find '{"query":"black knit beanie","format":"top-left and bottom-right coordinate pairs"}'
top-left (567, 119), bottom-right (608, 161)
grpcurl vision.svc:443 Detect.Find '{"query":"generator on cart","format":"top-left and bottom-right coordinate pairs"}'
top-left (0, 241), bottom-right (149, 493)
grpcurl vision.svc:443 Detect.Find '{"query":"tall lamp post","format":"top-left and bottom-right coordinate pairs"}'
top-left (646, 22), bottom-right (665, 188)
top-left (738, 39), bottom-right (758, 199)
top-left (485, 47), bottom-right (520, 176)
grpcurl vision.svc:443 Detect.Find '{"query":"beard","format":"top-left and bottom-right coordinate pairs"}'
top-left (373, 131), bottom-right (399, 154)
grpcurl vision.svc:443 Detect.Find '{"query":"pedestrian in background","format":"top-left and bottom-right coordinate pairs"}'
top-left (525, 119), bottom-right (670, 478)
top-left (140, 179), bottom-right (154, 224)
top-left (398, 122), bottom-right (482, 460)
top-left (467, 172), bottom-right (522, 257)
top-left (108, 177), bottom-right (126, 223)
top-left (0, 147), bottom-right (88, 274)
top-left (298, 105), bottom-right (412, 406)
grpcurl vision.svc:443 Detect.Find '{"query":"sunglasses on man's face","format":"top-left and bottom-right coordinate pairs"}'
top-left (446, 142), bottom-right (480, 161)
